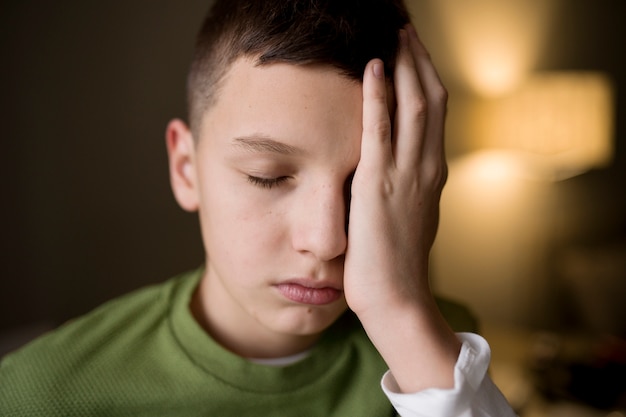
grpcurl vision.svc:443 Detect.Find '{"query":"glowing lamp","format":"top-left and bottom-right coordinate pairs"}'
top-left (472, 72), bottom-right (614, 180)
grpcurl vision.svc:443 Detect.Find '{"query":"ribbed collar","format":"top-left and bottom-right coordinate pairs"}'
top-left (167, 268), bottom-right (358, 393)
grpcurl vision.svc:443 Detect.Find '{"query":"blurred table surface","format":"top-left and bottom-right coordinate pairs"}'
top-left (482, 323), bottom-right (626, 417)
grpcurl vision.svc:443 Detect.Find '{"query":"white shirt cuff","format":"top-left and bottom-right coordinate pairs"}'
top-left (381, 333), bottom-right (517, 417)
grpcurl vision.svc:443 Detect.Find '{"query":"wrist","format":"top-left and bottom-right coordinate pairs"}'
top-left (357, 297), bottom-right (462, 393)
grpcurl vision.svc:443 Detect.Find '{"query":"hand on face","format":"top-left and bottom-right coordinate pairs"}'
top-left (344, 24), bottom-right (448, 321)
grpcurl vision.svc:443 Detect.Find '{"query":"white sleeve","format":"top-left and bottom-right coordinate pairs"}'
top-left (381, 333), bottom-right (518, 417)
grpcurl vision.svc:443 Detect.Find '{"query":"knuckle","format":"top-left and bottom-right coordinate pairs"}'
top-left (424, 158), bottom-right (448, 190)
top-left (371, 88), bottom-right (388, 102)
top-left (438, 161), bottom-right (449, 189)
top-left (433, 84), bottom-right (449, 104)
top-left (366, 118), bottom-right (392, 138)
top-left (408, 96), bottom-right (428, 121)
top-left (365, 82), bottom-right (388, 103)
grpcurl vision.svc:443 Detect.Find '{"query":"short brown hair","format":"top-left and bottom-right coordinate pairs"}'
top-left (187, 0), bottom-right (411, 135)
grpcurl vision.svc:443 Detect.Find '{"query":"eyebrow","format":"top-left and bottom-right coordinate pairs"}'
top-left (231, 135), bottom-right (305, 156)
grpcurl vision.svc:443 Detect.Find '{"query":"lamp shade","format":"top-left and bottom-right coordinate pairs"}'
top-left (472, 72), bottom-right (614, 179)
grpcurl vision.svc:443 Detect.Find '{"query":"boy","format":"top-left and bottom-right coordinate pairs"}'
top-left (0, 0), bottom-right (516, 415)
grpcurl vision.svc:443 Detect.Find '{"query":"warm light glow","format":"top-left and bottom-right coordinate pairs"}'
top-left (428, 0), bottom-right (560, 96)
top-left (467, 39), bottom-right (526, 97)
top-left (432, 150), bottom-right (552, 325)
top-left (466, 151), bottom-right (522, 183)
top-left (472, 72), bottom-right (614, 179)
top-left (437, 150), bottom-right (531, 204)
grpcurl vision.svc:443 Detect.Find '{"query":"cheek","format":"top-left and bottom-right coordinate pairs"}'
top-left (202, 186), bottom-right (291, 262)
top-left (195, 159), bottom-right (296, 266)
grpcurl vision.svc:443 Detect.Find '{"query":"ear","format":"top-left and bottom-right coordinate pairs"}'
top-left (166, 119), bottom-right (199, 212)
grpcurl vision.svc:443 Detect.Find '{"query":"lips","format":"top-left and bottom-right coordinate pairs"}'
top-left (275, 279), bottom-right (343, 305)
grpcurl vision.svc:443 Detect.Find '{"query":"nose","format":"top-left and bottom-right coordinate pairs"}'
top-left (291, 182), bottom-right (347, 261)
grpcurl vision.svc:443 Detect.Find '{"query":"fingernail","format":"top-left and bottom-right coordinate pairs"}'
top-left (373, 61), bottom-right (384, 79)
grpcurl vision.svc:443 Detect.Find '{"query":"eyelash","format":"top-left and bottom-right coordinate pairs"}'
top-left (247, 175), bottom-right (290, 189)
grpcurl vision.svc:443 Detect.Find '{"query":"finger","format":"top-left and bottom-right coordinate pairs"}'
top-left (393, 27), bottom-right (427, 170)
top-left (406, 24), bottom-right (448, 164)
top-left (360, 58), bottom-right (393, 173)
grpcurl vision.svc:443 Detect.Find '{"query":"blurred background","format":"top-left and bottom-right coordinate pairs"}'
top-left (1, 0), bottom-right (625, 415)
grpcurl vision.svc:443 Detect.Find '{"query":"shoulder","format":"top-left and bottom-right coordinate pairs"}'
top-left (0, 269), bottom-right (201, 416)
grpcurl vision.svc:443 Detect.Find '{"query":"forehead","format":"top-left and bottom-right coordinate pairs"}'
top-left (197, 57), bottom-right (364, 152)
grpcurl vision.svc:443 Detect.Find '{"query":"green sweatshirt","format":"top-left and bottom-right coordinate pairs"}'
top-left (0, 268), bottom-right (477, 416)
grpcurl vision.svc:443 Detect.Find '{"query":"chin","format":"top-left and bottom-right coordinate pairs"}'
top-left (271, 303), bottom-right (348, 336)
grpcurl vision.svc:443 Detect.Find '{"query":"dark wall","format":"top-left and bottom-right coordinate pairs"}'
top-left (539, 0), bottom-right (626, 334)
top-left (1, 1), bottom-right (208, 331)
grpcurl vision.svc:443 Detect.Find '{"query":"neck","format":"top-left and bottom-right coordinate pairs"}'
top-left (189, 274), bottom-right (323, 359)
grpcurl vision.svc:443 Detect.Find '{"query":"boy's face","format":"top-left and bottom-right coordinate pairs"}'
top-left (169, 57), bottom-right (364, 356)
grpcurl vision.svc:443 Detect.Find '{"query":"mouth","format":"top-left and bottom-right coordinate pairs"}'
top-left (274, 279), bottom-right (343, 306)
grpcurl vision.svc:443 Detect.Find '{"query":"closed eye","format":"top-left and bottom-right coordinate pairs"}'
top-left (247, 175), bottom-right (290, 189)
